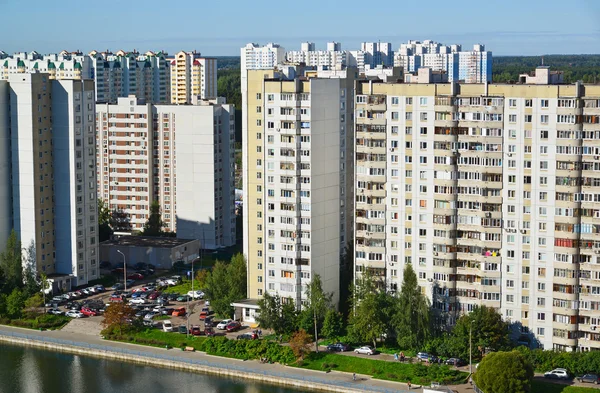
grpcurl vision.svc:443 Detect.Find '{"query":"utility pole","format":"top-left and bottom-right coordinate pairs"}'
top-left (117, 250), bottom-right (127, 292)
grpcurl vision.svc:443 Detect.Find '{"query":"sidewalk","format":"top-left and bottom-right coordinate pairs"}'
top-left (0, 324), bottom-right (411, 393)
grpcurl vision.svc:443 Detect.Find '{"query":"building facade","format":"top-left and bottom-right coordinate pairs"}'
top-left (286, 42), bottom-right (346, 69)
top-left (394, 40), bottom-right (492, 83)
top-left (241, 43), bottom-right (286, 71)
top-left (242, 66), bottom-right (356, 308)
top-left (0, 73), bottom-right (99, 286)
top-left (169, 51), bottom-right (217, 104)
top-left (96, 96), bottom-right (235, 249)
top-left (353, 68), bottom-right (600, 351)
top-left (0, 50), bottom-right (171, 104)
top-left (361, 42), bottom-right (394, 68)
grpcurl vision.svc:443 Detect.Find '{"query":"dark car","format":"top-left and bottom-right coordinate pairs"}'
top-left (161, 308), bottom-right (175, 315)
top-left (47, 308), bottom-right (63, 315)
top-left (327, 343), bottom-right (350, 352)
top-left (225, 321), bottom-right (241, 332)
top-left (148, 291), bottom-right (161, 300)
top-left (178, 325), bottom-right (188, 334)
top-left (135, 310), bottom-right (149, 318)
top-left (167, 293), bottom-right (180, 301)
top-left (237, 332), bottom-right (257, 340)
top-left (445, 358), bottom-right (467, 367)
top-left (190, 326), bottom-right (202, 336)
top-left (578, 374), bottom-right (599, 384)
top-left (176, 295), bottom-right (192, 302)
top-left (127, 273), bottom-right (144, 280)
top-left (99, 261), bottom-right (112, 269)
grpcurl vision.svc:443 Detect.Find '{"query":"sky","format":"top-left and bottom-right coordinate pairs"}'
top-left (1, 0), bottom-right (599, 56)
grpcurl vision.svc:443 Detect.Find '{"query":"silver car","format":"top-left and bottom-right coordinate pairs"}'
top-left (354, 346), bottom-right (376, 355)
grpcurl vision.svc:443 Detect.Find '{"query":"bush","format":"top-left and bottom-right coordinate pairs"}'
top-left (517, 347), bottom-right (600, 376)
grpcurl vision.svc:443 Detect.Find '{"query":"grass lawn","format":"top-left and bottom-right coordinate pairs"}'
top-left (1, 314), bottom-right (70, 330)
top-left (318, 338), bottom-right (416, 357)
top-left (108, 327), bottom-right (207, 350)
top-left (531, 381), bottom-right (600, 393)
top-left (162, 280), bottom-right (200, 295)
top-left (292, 352), bottom-right (466, 385)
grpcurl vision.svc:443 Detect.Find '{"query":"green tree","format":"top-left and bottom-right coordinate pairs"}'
top-left (322, 309), bottom-right (345, 341)
top-left (393, 264), bottom-right (431, 350)
top-left (22, 240), bottom-right (40, 297)
top-left (110, 208), bottom-right (132, 232)
top-left (24, 292), bottom-right (43, 311)
top-left (0, 293), bottom-right (7, 316)
top-left (142, 201), bottom-right (164, 236)
top-left (256, 292), bottom-right (297, 335)
top-left (98, 198), bottom-right (114, 242)
top-left (449, 305), bottom-right (513, 361)
top-left (0, 230), bottom-right (23, 294)
top-left (304, 274), bottom-right (332, 351)
top-left (39, 272), bottom-right (50, 311)
top-left (227, 253), bottom-right (247, 304)
top-left (348, 272), bottom-right (391, 348)
top-left (6, 288), bottom-right (26, 319)
top-left (200, 254), bottom-right (247, 318)
top-left (473, 351), bottom-right (534, 393)
top-left (101, 303), bottom-right (137, 335)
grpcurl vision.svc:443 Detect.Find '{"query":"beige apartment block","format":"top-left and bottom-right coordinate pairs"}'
top-left (170, 51), bottom-right (217, 104)
top-left (354, 67), bottom-right (600, 351)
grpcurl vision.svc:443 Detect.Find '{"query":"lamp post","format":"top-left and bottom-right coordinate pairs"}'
top-left (187, 256), bottom-right (195, 337)
top-left (470, 320), bottom-right (474, 375)
top-left (117, 250), bottom-right (126, 292)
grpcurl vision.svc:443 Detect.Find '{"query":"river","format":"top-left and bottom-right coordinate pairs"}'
top-left (0, 343), bottom-right (305, 393)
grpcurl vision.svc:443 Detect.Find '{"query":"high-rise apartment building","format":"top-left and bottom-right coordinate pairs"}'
top-left (241, 43), bottom-right (286, 71)
top-left (394, 40), bottom-right (492, 83)
top-left (242, 65), bottom-right (356, 307)
top-left (286, 42), bottom-right (347, 69)
top-left (169, 51), bottom-right (217, 104)
top-left (353, 67), bottom-right (600, 351)
top-left (361, 42), bottom-right (394, 68)
top-left (0, 73), bottom-right (98, 288)
top-left (96, 96), bottom-right (235, 249)
top-left (1, 50), bottom-right (171, 104)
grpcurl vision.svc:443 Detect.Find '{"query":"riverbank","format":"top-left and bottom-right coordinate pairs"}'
top-left (0, 325), bottom-right (404, 393)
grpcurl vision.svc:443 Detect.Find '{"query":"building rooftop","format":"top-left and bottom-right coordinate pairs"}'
top-left (100, 236), bottom-right (196, 249)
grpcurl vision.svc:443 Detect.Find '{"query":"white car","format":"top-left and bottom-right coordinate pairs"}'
top-left (129, 298), bottom-right (146, 304)
top-left (66, 310), bottom-right (84, 318)
top-left (545, 368), bottom-right (569, 380)
top-left (162, 320), bottom-right (173, 332)
top-left (187, 290), bottom-right (204, 299)
top-left (216, 319), bottom-right (233, 330)
top-left (354, 346), bottom-right (377, 355)
top-left (144, 311), bottom-right (159, 320)
top-left (164, 279), bottom-right (178, 286)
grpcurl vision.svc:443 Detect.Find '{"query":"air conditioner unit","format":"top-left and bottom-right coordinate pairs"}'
top-left (520, 230), bottom-right (526, 234)
top-left (433, 252), bottom-right (439, 256)
top-left (595, 156), bottom-right (600, 160)
top-left (485, 212), bottom-right (492, 218)
top-left (592, 326), bottom-right (597, 331)
top-left (427, 278), bottom-right (433, 282)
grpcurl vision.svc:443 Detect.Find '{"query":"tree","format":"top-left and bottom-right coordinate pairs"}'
top-left (304, 274), bottom-right (332, 352)
top-left (24, 292), bottom-right (43, 311)
top-left (102, 303), bottom-right (137, 335)
top-left (0, 230), bottom-right (23, 294)
top-left (473, 351), bottom-right (534, 393)
top-left (347, 272), bottom-right (391, 348)
top-left (5, 288), bottom-right (26, 319)
top-left (449, 306), bottom-right (513, 361)
top-left (322, 310), bottom-right (345, 341)
top-left (142, 201), bottom-right (164, 236)
top-left (227, 253), bottom-right (247, 304)
top-left (256, 292), bottom-right (297, 335)
top-left (393, 264), bottom-right (431, 350)
top-left (39, 272), bottom-right (50, 312)
top-left (198, 254), bottom-right (247, 318)
top-left (289, 329), bottom-right (313, 360)
top-left (98, 198), bottom-right (114, 242)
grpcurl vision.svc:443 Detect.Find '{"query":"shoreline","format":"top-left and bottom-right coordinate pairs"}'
top-left (0, 329), bottom-right (393, 393)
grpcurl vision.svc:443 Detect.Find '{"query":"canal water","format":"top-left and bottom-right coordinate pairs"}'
top-left (0, 343), bottom-right (305, 393)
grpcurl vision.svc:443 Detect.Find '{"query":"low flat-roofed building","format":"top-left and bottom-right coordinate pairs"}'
top-left (100, 236), bottom-right (199, 270)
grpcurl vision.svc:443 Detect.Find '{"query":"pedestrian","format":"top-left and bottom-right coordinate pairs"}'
top-left (258, 329), bottom-right (262, 337)
top-left (394, 353), bottom-right (398, 361)
top-left (353, 373), bottom-right (356, 381)
top-left (407, 381), bottom-right (412, 390)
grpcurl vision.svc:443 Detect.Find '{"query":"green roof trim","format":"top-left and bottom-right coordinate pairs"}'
top-left (17, 60), bottom-right (25, 67)
top-left (59, 62), bottom-right (65, 70)
top-left (74, 62), bottom-right (82, 70)
top-left (47, 62), bottom-right (56, 70)
top-left (2, 60), bottom-right (8, 68)
top-left (33, 62), bottom-right (39, 69)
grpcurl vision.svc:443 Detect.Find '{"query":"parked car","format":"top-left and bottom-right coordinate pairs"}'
top-left (66, 310), bottom-right (84, 318)
top-left (354, 346), bottom-right (377, 355)
top-left (47, 308), bottom-right (63, 315)
top-left (51, 295), bottom-right (64, 303)
top-left (327, 343), bottom-right (350, 352)
top-left (127, 273), bottom-right (144, 281)
top-left (80, 307), bottom-right (97, 317)
top-left (204, 316), bottom-right (214, 326)
top-left (172, 307), bottom-right (186, 317)
top-left (94, 285), bottom-right (105, 292)
top-left (156, 298), bottom-right (170, 306)
top-left (144, 311), bottom-right (159, 320)
top-left (187, 290), bottom-right (204, 299)
top-left (176, 295), bottom-right (192, 302)
top-left (161, 308), bottom-right (175, 316)
top-left (111, 283), bottom-right (124, 291)
top-left (162, 320), bottom-right (174, 332)
top-left (217, 319), bottom-right (233, 330)
top-left (129, 298), bottom-right (146, 305)
top-left (237, 333), bottom-right (257, 340)
top-left (577, 374), bottom-right (599, 384)
top-left (135, 310), bottom-right (149, 318)
top-left (417, 352), bottom-right (432, 362)
top-left (126, 279), bottom-right (135, 287)
top-left (225, 321), bottom-right (241, 332)
top-left (190, 326), bottom-right (202, 336)
top-left (199, 307), bottom-right (210, 319)
top-left (167, 293), bottom-right (180, 301)
top-left (204, 327), bottom-right (216, 337)
top-left (178, 325), bottom-right (188, 334)
top-left (445, 358), bottom-right (466, 367)
top-left (148, 291), bottom-right (162, 300)
top-left (545, 368), bottom-right (570, 380)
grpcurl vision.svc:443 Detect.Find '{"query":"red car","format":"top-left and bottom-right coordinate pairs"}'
top-left (204, 327), bottom-right (216, 337)
top-left (80, 307), bottom-right (97, 317)
top-left (225, 321), bottom-right (241, 332)
top-left (148, 291), bottom-right (161, 300)
top-left (190, 326), bottom-right (202, 336)
top-left (172, 307), bottom-right (186, 317)
top-left (127, 273), bottom-right (144, 280)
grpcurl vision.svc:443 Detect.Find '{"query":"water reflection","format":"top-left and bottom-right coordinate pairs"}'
top-left (0, 344), bottom-right (302, 393)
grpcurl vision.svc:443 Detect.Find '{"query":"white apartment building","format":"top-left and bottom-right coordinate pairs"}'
top-left (0, 73), bottom-right (99, 287)
top-left (361, 42), bottom-right (394, 68)
top-left (0, 50), bottom-right (171, 104)
top-left (354, 68), bottom-right (600, 351)
top-left (96, 96), bottom-right (235, 249)
top-left (169, 51), bottom-right (217, 104)
top-left (394, 40), bottom-right (492, 83)
top-left (241, 43), bottom-right (286, 71)
top-left (286, 42), bottom-right (346, 69)
top-left (242, 65), bottom-right (356, 308)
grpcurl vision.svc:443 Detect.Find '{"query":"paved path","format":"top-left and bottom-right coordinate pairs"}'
top-left (0, 324), bottom-right (414, 393)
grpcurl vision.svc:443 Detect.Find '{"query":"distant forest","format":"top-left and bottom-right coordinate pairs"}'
top-left (493, 55), bottom-right (600, 83)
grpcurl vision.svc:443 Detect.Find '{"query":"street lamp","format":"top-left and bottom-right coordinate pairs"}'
top-left (470, 320), bottom-right (475, 375)
top-left (117, 250), bottom-right (126, 292)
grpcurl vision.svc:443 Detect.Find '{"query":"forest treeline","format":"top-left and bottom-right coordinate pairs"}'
top-left (493, 54), bottom-right (600, 83)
